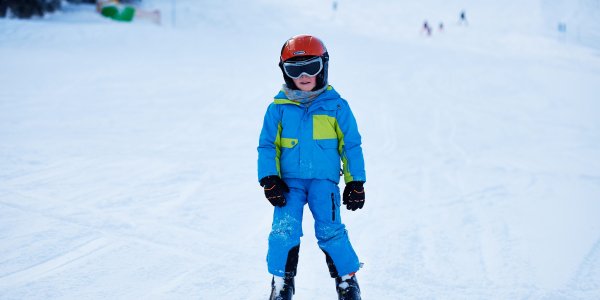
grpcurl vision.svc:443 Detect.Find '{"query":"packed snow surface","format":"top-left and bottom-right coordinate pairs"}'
top-left (1, 0), bottom-right (600, 299)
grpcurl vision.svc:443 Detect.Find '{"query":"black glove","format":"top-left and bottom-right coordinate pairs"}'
top-left (259, 175), bottom-right (290, 207)
top-left (343, 181), bottom-right (365, 211)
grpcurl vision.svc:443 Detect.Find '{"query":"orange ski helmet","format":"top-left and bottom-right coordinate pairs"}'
top-left (279, 34), bottom-right (329, 90)
top-left (280, 34), bottom-right (327, 62)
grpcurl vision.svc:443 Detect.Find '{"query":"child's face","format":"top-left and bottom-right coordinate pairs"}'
top-left (292, 75), bottom-right (317, 92)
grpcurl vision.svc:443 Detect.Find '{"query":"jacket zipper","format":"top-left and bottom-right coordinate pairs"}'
top-left (303, 105), bottom-right (309, 121)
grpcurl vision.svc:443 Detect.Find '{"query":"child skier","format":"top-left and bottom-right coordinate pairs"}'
top-left (258, 34), bottom-right (366, 300)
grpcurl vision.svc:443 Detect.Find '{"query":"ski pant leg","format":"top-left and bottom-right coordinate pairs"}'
top-left (307, 179), bottom-right (360, 277)
top-left (267, 179), bottom-right (306, 277)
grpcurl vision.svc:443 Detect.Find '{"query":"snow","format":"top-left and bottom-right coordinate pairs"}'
top-left (273, 276), bottom-right (285, 295)
top-left (1, 0), bottom-right (600, 299)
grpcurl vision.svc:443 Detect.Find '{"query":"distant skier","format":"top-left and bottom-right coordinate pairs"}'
top-left (439, 22), bottom-right (444, 32)
top-left (422, 20), bottom-right (432, 36)
top-left (558, 22), bottom-right (567, 33)
top-left (258, 34), bottom-right (366, 300)
top-left (459, 10), bottom-right (468, 26)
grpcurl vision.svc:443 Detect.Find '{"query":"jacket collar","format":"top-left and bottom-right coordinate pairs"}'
top-left (274, 85), bottom-right (339, 111)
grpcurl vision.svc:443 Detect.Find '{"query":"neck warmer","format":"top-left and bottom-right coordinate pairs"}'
top-left (282, 84), bottom-right (328, 105)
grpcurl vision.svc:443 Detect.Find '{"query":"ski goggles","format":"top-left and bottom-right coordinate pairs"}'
top-left (282, 56), bottom-right (323, 79)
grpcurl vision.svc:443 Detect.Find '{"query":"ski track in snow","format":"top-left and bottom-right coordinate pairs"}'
top-left (1, 0), bottom-right (600, 299)
top-left (0, 235), bottom-right (116, 286)
top-left (565, 237), bottom-right (600, 298)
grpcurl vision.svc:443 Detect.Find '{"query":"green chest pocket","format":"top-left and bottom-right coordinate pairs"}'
top-left (313, 115), bottom-right (338, 140)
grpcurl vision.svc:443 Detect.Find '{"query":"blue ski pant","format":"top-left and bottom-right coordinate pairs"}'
top-left (267, 178), bottom-right (360, 277)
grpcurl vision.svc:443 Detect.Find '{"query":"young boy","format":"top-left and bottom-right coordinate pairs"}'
top-left (258, 34), bottom-right (366, 300)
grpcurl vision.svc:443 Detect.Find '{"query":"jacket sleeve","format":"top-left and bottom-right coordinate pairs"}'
top-left (337, 100), bottom-right (366, 183)
top-left (257, 103), bottom-right (282, 182)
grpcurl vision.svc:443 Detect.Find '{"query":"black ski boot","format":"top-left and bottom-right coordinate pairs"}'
top-left (269, 276), bottom-right (294, 300)
top-left (335, 274), bottom-right (361, 300)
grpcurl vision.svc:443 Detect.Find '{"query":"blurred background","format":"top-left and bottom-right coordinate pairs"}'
top-left (1, 0), bottom-right (599, 299)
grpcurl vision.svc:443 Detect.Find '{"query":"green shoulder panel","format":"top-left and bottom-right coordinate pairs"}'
top-left (274, 99), bottom-right (300, 105)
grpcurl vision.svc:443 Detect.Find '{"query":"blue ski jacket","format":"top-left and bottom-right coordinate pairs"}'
top-left (257, 86), bottom-right (366, 184)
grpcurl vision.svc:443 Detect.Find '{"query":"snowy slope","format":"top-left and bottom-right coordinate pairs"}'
top-left (541, 0), bottom-right (600, 50)
top-left (1, 0), bottom-right (600, 299)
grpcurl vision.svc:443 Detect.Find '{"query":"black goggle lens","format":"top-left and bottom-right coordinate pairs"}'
top-left (283, 57), bottom-right (323, 79)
